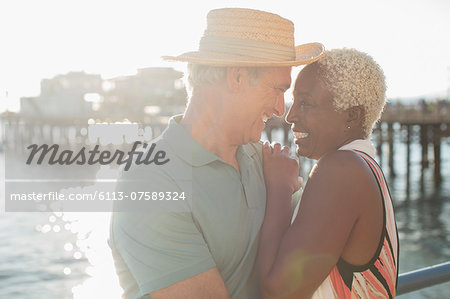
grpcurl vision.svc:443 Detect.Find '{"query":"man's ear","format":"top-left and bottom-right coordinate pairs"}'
top-left (346, 105), bottom-right (364, 127)
top-left (227, 67), bottom-right (249, 93)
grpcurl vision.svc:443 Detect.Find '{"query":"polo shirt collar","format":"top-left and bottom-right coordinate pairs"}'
top-left (163, 115), bottom-right (256, 167)
top-left (240, 141), bottom-right (257, 158)
top-left (236, 142), bottom-right (255, 170)
top-left (163, 115), bottom-right (220, 167)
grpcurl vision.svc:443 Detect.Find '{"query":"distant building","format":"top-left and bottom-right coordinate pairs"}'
top-left (20, 72), bottom-right (102, 120)
top-left (19, 67), bottom-right (187, 122)
top-left (103, 67), bottom-right (187, 118)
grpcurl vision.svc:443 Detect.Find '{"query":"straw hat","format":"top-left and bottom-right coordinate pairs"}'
top-left (162, 8), bottom-right (325, 66)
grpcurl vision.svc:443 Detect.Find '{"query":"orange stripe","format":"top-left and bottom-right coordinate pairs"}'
top-left (329, 267), bottom-right (351, 298)
top-left (382, 247), bottom-right (397, 295)
top-left (382, 243), bottom-right (396, 280)
top-left (363, 270), bottom-right (389, 297)
top-left (375, 257), bottom-right (393, 287)
top-left (375, 259), bottom-right (396, 296)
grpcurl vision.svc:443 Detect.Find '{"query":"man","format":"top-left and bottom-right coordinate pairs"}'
top-left (109, 8), bottom-right (324, 299)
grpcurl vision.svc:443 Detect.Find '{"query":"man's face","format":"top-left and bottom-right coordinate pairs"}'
top-left (236, 66), bottom-right (292, 144)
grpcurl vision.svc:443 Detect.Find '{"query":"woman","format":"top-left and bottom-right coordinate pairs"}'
top-left (258, 48), bottom-right (399, 298)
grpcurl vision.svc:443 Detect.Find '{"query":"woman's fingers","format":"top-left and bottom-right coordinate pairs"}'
top-left (272, 142), bottom-right (282, 154)
top-left (281, 145), bottom-right (290, 155)
top-left (263, 142), bottom-right (295, 159)
top-left (262, 141), bottom-right (302, 194)
top-left (263, 142), bottom-right (293, 157)
top-left (262, 141), bottom-right (272, 163)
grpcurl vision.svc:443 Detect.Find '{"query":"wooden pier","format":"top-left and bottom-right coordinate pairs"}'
top-left (377, 107), bottom-right (449, 184)
top-left (1, 105), bottom-right (449, 185)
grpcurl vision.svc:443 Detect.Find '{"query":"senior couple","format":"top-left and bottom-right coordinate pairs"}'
top-left (109, 8), bottom-right (399, 299)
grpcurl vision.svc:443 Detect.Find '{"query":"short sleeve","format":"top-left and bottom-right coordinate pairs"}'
top-left (111, 211), bottom-right (216, 298)
top-left (110, 168), bottom-right (215, 298)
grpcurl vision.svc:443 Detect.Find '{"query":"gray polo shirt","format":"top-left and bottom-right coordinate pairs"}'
top-left (109, 115), bottom-right (266, 299)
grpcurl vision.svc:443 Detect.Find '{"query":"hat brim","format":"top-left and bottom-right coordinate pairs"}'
top-left (162, 43), bottom-right (325, 67)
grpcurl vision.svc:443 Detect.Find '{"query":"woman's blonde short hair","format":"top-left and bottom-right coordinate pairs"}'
top-left (315, 48), bottom-right (386, 137)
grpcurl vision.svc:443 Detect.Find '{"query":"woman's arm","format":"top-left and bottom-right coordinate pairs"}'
top-left (258, 144), bottom-right (372, 298)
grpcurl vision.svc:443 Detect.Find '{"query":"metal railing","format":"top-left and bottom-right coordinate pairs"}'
top-left (397, 261), bottom-right (450, 295)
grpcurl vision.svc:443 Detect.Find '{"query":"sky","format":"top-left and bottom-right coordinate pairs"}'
top-left (1, 0), bottom-right (450, 112)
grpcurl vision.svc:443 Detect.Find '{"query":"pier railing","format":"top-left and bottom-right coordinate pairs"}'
top-left (397, 261), bottom-right (450, 296)
top-left (381, 107), bottom-right (450, 125)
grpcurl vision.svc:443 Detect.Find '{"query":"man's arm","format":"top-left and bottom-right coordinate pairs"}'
top-left (150, 267), bottom-right (229, 299)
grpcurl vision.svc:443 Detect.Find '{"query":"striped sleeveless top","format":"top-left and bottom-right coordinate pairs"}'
top-left (311, 149), bottom-right (399, 299)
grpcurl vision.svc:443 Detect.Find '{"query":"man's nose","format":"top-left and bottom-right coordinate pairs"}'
top-left (273, 95), bottom-right (285, 117)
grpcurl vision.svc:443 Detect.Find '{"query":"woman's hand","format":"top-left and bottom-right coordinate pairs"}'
top-left (262, 142), bottom-right (302, 196)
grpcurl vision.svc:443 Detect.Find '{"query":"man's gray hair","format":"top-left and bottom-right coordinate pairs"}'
top-left (185, 64), bottom-right (267, 90)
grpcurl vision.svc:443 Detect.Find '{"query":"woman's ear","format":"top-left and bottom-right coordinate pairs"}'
top-left (227, 67), bottom-right (249, 93)
top-left (346, 106), bottom-right (364, 128)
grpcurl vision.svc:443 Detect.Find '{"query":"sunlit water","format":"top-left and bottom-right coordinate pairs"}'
top-left (1, 132), bottom-right (449, 298)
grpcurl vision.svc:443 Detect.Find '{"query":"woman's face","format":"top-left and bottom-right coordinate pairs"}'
top-left (286, 64), bottom-right (349, 160)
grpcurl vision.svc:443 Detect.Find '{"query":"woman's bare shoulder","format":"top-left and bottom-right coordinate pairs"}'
top-left (305, 150), bottom-right (379, 208)
top-left (311, 150), bottom-right (373, 180)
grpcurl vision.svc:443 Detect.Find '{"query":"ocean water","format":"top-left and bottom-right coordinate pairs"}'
top-left (0, 132), bottom-right (449, 298)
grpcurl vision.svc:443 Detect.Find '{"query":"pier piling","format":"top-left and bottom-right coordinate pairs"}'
top-left (420, 125), bottom-right (429, 169)
top-left (387, 123), bottom-right (395, 177)
top-left (433, 125), bottom-right (442, 184)
top-left (406, 125), bottom-right (411, 197)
